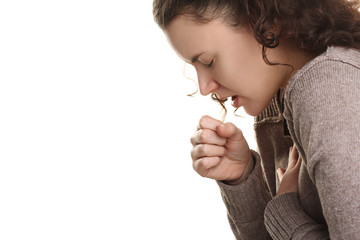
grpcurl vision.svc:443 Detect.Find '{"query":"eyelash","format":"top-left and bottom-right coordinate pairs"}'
top-left (207, 59), bottom-right (214, 68)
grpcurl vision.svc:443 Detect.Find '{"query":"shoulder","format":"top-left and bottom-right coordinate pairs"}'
top-left (284, 46), bottom-right (360, 104)
top-left (282, 47), bottom-right (360, 172)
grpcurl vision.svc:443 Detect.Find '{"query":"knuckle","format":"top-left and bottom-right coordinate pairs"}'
top-left (198, 129), bottom-right (210, 143)
top-left (199, 115), bottom-right (210, 128)
top-left (198, 158), bottom-right (207, 169)
top-left (190, 134), bottom-right (197, 145)
top-left (194, 160), bottom-right (209, 177)
top-left (192, 161), bottom-right (200, 174)
top-left (190, 148), bottom-right (197, 160)
top-left (191, 144), bottom-right (207, 159)
top-left (198, 144), bottom-right (206, 155)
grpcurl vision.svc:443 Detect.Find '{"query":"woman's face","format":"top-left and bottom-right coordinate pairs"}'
top-left (165, 15), bottom-right (296, 116)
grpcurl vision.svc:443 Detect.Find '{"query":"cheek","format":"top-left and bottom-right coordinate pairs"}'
top-left (217, 54), bottom-right (262, 90)
top-left (213, 60), bottom-right (238, 88)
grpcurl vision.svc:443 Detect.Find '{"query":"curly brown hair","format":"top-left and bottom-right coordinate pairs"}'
top-left (153, 0), bottom-right (360, 119)
top-left (153, 0), bottom-right (360, 55)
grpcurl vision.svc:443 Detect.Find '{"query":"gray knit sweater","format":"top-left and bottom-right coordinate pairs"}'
top-left (217, 46), bottom-right (360, 240)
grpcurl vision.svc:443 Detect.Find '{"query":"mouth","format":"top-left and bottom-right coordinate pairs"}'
top-left (231, 96), bottom-right (240, 108)
top-left (211, 94), bottom-right (241, 108)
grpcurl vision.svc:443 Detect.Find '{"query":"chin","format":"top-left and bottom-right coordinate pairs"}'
top-left (243, 105), bottom-right (265, 117)
top-left (243, 108), bottom-right (257, 117)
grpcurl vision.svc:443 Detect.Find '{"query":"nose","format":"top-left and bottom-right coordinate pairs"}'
top-left (196, 68), bottom-right (219, 96)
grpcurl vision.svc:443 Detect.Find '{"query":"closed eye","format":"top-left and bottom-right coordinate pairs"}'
top-left (207, 59), bottom-right (214, 68)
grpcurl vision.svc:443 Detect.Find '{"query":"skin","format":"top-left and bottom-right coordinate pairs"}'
top-left (277, 145), bottom-right (302, 195)
top-left (164, 15), bottom-right (311, 187)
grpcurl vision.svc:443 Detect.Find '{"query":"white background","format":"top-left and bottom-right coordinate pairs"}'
top-left (0, 1), bottom-right (256, 239)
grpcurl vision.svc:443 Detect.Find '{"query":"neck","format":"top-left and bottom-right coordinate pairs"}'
top-left (276, 41), bottom-right (317, 88)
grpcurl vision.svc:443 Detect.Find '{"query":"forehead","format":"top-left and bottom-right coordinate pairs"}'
top-left (164, 15), bottom-right (225, 62)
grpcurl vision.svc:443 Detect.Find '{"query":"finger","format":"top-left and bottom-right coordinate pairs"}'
top-left (294, 156), bottom-right (302, 170)
top-left (216, 122), bottom-right (238, 138)
top-left (190, 128), bottom-right (227, 146)
top-left (193, 157), bottom-right (221, 177)
top-left (191, 144), bottom-right (226, 160)
top-left (216, 122), bottom-right (246, 148)
top-left (197, 115), bottom-right (223, 131)
top-left (277, 168), bottom-right (285, 182)
top-left (287, 146), bottom-right (299, 168)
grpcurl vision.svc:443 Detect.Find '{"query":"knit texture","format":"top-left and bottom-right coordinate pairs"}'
top-left (217, 46), bottom-right (360, 240)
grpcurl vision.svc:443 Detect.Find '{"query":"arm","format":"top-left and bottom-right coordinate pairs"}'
top-left (217, 151), bottom-right (272, 240)
top-left (265, 193), bottom-right (329, 239)
top-left (190, 115), bottom-right (272, 239)
top-left (281, 59), bottom-right (360, 239)
top-left (264, 146), bottom-right (330, 239)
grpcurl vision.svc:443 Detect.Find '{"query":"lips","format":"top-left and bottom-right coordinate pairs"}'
top-left (231, 96), bottom-right (240, 108)
top-left (213, 95), bottom-right (241, 108)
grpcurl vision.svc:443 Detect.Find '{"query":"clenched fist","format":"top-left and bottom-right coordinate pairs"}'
top-left (190, 115), bottom-right (254, 185)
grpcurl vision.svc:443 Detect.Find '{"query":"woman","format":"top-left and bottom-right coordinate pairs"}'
top-left (153, 0), bottom-right (360, 239)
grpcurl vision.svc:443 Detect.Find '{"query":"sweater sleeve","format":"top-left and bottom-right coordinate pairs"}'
top-left (264, 193), bottom-right (329, 239)
top-left (283, 59), bottom-right (360, 239)
top-left (216, 150), bottom-right (272, 240)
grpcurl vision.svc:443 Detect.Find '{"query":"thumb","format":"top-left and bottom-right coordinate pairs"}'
top-left (277, 168), bottom-right (285, 182)
top-left (216, 122), bottom-right (242, 140)
top-left (216, 122), bottom-right (251, 162)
